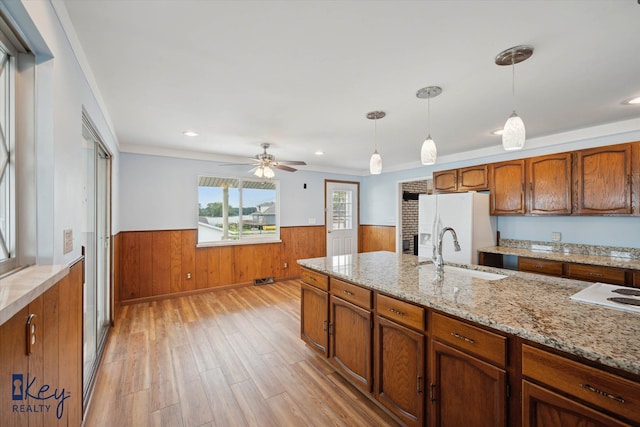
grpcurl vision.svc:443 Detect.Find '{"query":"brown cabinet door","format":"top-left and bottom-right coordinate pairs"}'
top-left (458, 165), bottom-right (489, 191)
top-left (527, 153), bottom-right (572, 214)
top-left (430, 340), bottom-right (507, 427)
top-left (575, 144), bottom-right (632, 215)
top-left (522, 380), bottom-right (632, 427)
top-left (300, 282), bottom-right (329, 357)
top-left (518, 257), bottom-right (564, 276)
top-left (375, 316), bottom-right (425, 427)
top-left (330, 295), bottom-right (373, 393)
top-left (564, 263), bottom-right (626, 285)
top-left (490, 160), bottom-right (526, 215)
top-left (433, 169), bottom-right (458, 193)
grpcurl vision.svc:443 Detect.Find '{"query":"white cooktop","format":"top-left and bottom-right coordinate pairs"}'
top-left (571, 283), bottom-right (640, 314)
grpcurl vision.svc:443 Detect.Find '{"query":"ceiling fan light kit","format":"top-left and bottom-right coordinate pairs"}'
top-left (495, 45), bottom-right (534, 151)
top-left (220, 142), bottom-right (306, 179)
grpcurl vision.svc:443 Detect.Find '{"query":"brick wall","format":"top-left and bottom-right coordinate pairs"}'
top-left (401, 179), bottom-right (431, 255)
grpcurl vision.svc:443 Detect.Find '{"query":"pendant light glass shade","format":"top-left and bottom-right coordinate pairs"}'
top-left (366, 111), bottom-right (385, 175)
top-left (502, 111), bottom-right (525, 150)
top-left (369, 149), bottom-right (382, 174)
top-left (421, 135), bottom-right (437, 165)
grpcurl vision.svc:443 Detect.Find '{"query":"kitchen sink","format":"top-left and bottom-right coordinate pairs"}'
top-left (418, 263), bottom-right (507, 281)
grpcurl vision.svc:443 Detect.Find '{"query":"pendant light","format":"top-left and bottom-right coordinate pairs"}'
top-left (366, 111), bottom-right (385, 174)
top-left (416, 86), bottom-right (442, 165)
top-left (495, 45), bottom-right (534, 151)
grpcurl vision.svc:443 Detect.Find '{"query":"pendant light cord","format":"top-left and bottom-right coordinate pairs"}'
top-left (511, 57), bottom-right (516, 109)
top-left (427, 95), bottom-right (431, 134)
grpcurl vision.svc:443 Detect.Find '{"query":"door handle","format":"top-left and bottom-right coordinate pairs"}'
top-left (327, 230), bottom-right (332, 233)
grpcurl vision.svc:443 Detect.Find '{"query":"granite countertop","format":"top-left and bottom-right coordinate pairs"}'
top-left (298, 251), bottom-right (640, 376)
top-left (0, 264), bottom-right (69, 325)
top-left (478, 242), bottom-right (640, 271)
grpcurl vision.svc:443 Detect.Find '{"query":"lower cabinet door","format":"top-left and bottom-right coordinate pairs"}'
top-left (522, 380), bottom-right (632, 427)
top-left (430, 340), bottom-right (507, 427)
top-left (329, 295), bottom-right (373, 393)
top-left (300, 282), bottom-right (329, 357)
top-left (376, 316), bottom-right (425, 427)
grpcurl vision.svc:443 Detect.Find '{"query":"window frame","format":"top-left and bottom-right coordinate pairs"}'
top-left (197, 175), bottom-right (281, 247)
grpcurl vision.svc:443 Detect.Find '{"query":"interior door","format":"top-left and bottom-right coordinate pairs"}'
top-left (325, 181), bottom-right (359, 257)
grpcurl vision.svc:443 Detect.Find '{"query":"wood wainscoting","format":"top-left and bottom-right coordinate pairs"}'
top-left (116, 226), bottom-right (326, 304)
top-left (116, 224), bottom-right (396, 304)
top-left (359, 225), bottom-right (396, 253)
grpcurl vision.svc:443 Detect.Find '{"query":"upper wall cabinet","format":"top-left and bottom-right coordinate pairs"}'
top-left (434, 165), bottom-right (489, 193)
top-left (527, 153), bottom-right (572, 215)
top-left (574, 144), bottom-right (632, 215)
top-left (489, 160), bottom-right (525, 215)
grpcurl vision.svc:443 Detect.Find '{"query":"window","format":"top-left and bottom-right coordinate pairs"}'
top-left (0, 28), bottom-right (16, 274)
top-left (332, 189), bottom-right (353, 230)
top-left (198, 176), bottom-right (280, 244)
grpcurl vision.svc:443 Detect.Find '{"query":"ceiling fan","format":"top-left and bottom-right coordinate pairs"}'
top-left (223, 143), bottom-right (307, 178)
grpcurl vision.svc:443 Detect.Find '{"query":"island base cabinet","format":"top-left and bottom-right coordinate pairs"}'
top-left (329, 295), bottom-right (373, 393)
top-left (522, 380), bottom-right (632, 427)
top-left (300, 282), bottom-right (329, 357)
top-left (430, 340), bottom-right (507, 427)
top-left (375, 316), bottom-right (425, 427)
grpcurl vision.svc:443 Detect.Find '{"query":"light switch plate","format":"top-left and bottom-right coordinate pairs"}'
top-left (551, 232), bottom-right (561, 242)
top-left (63, 229), bottom-right (73, 254)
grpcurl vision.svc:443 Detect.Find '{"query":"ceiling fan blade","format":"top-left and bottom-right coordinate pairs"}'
top-left (274, 164), bottom-right (298, 172)
top-left (219, 162), bottom-right (260, 166)
top-left (276, 160), bottom-right (307, 166)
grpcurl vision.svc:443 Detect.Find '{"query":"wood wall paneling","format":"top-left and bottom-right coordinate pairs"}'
top-left (170, 230), bottom-right (183, 294)
top-left (152, 231), bottom-right (171, 297)
top-left (138, 232), bottom-right (153, 298)
top-left (360, 225), bottom-right (396, 253)
top-left (121, 231), bottom-right (140, 300)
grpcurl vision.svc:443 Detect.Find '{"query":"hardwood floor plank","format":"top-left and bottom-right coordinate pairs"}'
top-left (200, 367), bottom-right (247, 427)
top-left (86, 281), bottom-right (400, 427)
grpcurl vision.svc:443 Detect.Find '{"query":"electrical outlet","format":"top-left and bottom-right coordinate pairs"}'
top-left (283, 262), bottom-right (288, 268)
top-left (186, 272), bottom-right (192, 279)
top-left (551, 232), bottom-right (561, 242)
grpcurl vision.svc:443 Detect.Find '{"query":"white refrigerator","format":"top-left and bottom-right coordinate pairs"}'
top-left (418, 192), bottom-right (496, 265)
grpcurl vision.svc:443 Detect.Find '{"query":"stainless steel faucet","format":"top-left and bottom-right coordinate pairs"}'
top-left (434, 227), bottom-right (461, 275)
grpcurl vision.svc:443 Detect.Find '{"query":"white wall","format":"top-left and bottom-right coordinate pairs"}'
top-left (9, 1), bottom-right (120, 264)
top-left (361, 123), bottom-right (640, 249)
top-left (119, 152), bottom-right (358, 231)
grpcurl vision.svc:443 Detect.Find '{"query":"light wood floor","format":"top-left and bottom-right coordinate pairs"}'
top-left (84, 280), bottom-right (400, 427)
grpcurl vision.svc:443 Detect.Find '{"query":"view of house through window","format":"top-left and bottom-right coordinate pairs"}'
top-left (198, 176), bottom-right (279, 244)
top-left (332, 189), bottom-right (353, 230)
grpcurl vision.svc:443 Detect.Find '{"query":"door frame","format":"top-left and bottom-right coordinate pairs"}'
top-left (324, 179), bottom-right (360, 256)
top-left (396, 176), bottom-right (433, 255)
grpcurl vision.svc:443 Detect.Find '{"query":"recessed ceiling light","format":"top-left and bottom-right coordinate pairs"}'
top-left (491, 129), bottom-right (504, 136)
top-left (314, 150), bottom-right (324, 156)
top-left (183, 131), bottom-right (199, 137)
top-left (623, 96), bottom-right (640, 105)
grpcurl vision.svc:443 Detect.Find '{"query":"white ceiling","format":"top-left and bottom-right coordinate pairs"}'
top-left (61, 0), bottom-right (640, 175)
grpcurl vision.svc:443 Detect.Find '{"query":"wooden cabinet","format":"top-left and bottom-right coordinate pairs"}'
top-left (522, 380), bottom-right (632, 427)
top-left (527, 152), bottom-right (572, 215)
top-left (633, 271), bottom-right (640, 288)
top-left (522, 344), bottom-right (640, 425)
top-left (375, 294), bottom-right (425, 427)
top-left (575, 144), bottom-right (632, 215)
top-left (0, 262), bottom-right (83, 427)
top-left (490, 159), bottom-right (526, 215)
top-left (300, 268), bottom-right (329, 357)
top-left (433, 165), bottom-right (489, 193)
top-left (429, 313), bottom-right (508, 426)
top-left (329, 294), bottom-right (373, 393)
top-left (565, 263), bottom-right (626, 285)
top-left (518, 257), bottom-right (564, 277)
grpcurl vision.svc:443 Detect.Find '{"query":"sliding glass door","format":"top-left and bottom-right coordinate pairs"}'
top-left (82, 115), bottom-right (112, 406)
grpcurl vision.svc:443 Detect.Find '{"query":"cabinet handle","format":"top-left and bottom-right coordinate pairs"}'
top-left (389, 308), bottom-right (406, 316)
top-left (451, 332), bottom-right (475, 344)
top-left (307, 276), bottom-right (316, 282)
top-left (343, 290), bottom-right (353, 296)
top-left (587, 272), bottom-right (603, 277)
top-left (328, 323), bottom-right (334, 336)
top-left (417, 376), bottom-right (423, 394)
top-left (430, 383), bottom-right (436, 402)
top-left (579, 383), bottom-right (625, 404)
top-left (323, 320), bottom-right (328, 332)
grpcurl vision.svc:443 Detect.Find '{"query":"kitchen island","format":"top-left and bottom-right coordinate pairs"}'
top-left (298, 251), bottom-right (640, 427)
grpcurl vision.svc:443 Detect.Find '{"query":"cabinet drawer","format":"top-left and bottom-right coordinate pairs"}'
top-left (376, 293), bottom-right (425, 331)
top-left (331, 278), bottom-right (372, 309)
top-left (633, 271), bottom-right (640, 289)
top-left (432, 313), bottom-right (506, 367)
top-left (518, 257), bottom-right (563, 276)
top-left (522, 344), bottom-right (640, 423)
top-left (300, 268), bottom-right (329, 291)
top-left (565, 263), bottom-right (626, 285)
